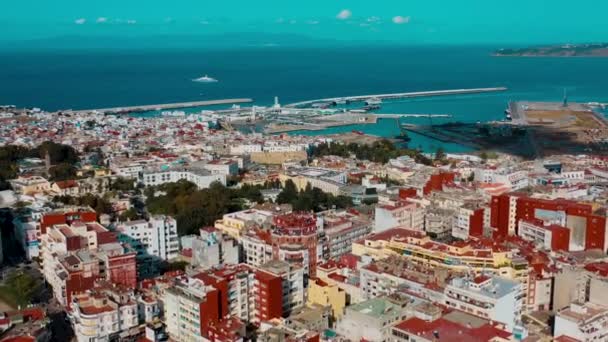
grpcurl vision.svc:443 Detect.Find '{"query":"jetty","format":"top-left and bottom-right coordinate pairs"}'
top-left (62, 98), bottom-right (254, 114)
top-left (285, 87), bottom-right (508, 108)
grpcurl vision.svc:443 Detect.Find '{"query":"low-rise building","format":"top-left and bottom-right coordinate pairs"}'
top-left (443, 275), bottom-right (524, 332)
top-left (374, 201), bottom-right (424, 233)
top-left (71, 287), bottom-right (139, 342)
top-left (554, 302), bottom-right (608, 341)
top-left (307, 277), bottom-right (346, 322)
top-left (335, 297), bottom-right (410, 342)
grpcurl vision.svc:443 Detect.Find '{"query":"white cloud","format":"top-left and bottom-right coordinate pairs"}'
top-left (276, 18), bottom-right (285, 24)
top-left (306, 20), bottom-right (319, 25)
top-left (336, 9), bottom-right (352, 20)
top-left (289, 19), bottom-right (297, 24)
top-left (366, 16), bottom-right (381, 23)
top-left (392, 16), bottom-right (410, 24)
top-left (126, 19), bottom-right (137, 25)
top-left (96, 17), bottom-right (108, 23)
top-left (200, 20), bottom-right (209, 25)
top-left (74, 18), bottom-right (86, 25)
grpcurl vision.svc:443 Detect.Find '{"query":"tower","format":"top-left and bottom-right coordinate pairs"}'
top-left (44, 150), bottom-right (51, 176)
top-left (563, 88), bottom-right (568, 107)
top-left (273, 96), bottom-right (281, 109)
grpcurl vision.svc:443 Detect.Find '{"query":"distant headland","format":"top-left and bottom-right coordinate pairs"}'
top-left (493, 43), bottom-right (608, 57)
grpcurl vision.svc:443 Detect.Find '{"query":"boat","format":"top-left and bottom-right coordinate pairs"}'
top-left (335, 98), bottom-right (347, 105)
top-left (365, 97), bottom-right (382, 105)
top-left (193, 75), bottom-right (218, 83)
top-left (352, 130), bottom-right (365, 135)
top-left (363, 104), bottom-right (381, 111)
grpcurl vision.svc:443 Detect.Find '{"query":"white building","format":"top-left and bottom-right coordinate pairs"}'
top-left (443, 275), bottom-right (523, 332)
top-left (241, 229), bottom-right (275, 268)
top-left (554, 302), bottom-right (608, 341)
top-left (336, 297), bottom-right (409, 342)
top-left (140, 167), bottom-right (225, 189)
top-left (116, 216), bottom-right (179, 261)
top-left (474, 168), bottom-right (529, 191)
top-left (374, 201), bottom-right (424, 233)
top-left (190, 227), bottom-right (240, 269)
top-left (71, 290), bottom-right (139, 342)
top-left (197, 159), bottom-right (239, 176)
top-left (164, 277), bottom-right (217, 342)
top-left (230, 143), bottom-right (263, 155)
top-left (12, 208), bottom-right (45, 260)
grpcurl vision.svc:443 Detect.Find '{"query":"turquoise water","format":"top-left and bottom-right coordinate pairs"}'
top-left (289, 118), bottom-right (473, 153)
top-left (2, 45), bottom-right (607, 152)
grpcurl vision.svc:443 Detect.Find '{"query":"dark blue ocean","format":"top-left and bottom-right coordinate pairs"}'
top-left (2, 46), bottom-right (607, 152)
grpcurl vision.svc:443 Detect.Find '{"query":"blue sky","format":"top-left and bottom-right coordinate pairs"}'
top-left (1, 0), bottom-right (607, 45)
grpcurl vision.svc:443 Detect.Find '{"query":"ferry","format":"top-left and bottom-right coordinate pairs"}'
top-left (365, 98), bottom-right (382, 105)
top-left (193, 75), bottom-right (218, 83)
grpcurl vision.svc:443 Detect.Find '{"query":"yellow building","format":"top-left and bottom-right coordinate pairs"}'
top-left (307, 277), bottom-right (346, 321)
top-left (352, 228), bottom-right (530, 286)
top-left (9, 175), bottom-right (51, 195)
top-left (214, 209), bottom-right (275, 238)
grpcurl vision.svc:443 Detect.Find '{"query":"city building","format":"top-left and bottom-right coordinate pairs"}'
top-left (443, 275), bottom-right (524, 332)
top-left (70, 287), bottom-right (139, 342)
top-left (41, 222), bottom-right (137, 307)
top-left (116, 215), bottom-right (179, 261)
top-left (254, 260), bottom-right (305, 323)
top-left (554, 302), bottom-right (608, 341)
top-left (518, 219), bottom-right (570, 251)
top-left (271, 212), bottom-right (320, 276)
top-left (374, 201), bottom-right (424, 233)
top-left (391, 310), bottom-right (515, 342)
top-left (335, 297), bottom-right (409, 341)
top-left (320, 209), bottom-right (372, 259)
top-left (491, 194), bottom-right (607, 251)
top-left (215, 208), bottom-right (276, 238)
top-left (190, 227), bottom-right (239, 269)
top-left (307, 277), bottom-right (346, 322)
top-left (163, 277), bottom-right (221, 341)
top-left (140, 165), bottom-right (225, 189)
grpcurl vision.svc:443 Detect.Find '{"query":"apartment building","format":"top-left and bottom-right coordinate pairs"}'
top-left (116, 215), bottom-right (179, 261)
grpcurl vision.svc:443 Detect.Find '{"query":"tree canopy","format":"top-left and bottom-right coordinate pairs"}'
top-left (145, 180), bottom-right (265, 236)
top-left (309, 139), bottom-right (432, 165)
top-left (0, 142), bottom-right (80, 190)
top-left (276, 180), bottom-right (353, 212)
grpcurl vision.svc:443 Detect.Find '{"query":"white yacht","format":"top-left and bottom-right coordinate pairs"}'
top-left (193, 75), bottom-right (218, 83)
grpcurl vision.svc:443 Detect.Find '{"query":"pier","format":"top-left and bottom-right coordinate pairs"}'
top-left (285, 87), bottom-right (508, 108)
top-left (64, 98), bottom-right (254, 114)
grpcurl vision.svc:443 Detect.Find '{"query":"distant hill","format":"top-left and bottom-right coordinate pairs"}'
top-left (494, 43), bottom-right (608, 57)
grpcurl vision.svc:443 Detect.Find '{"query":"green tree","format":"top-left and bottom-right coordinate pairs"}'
top-left (48, 163), bottom-right (77, 181)
top-left (277, 180), bottom-right (299, 205)
top-left (110, 177), bottom-right (135, 192)
top-left (119, 208), bottom-right (139, 221)
top-left (1, 271), bottom-right (39, 308)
